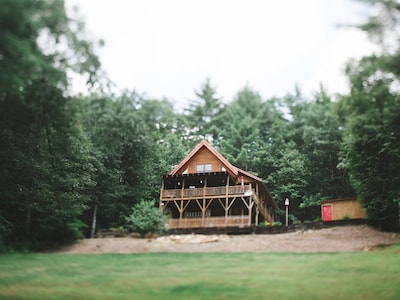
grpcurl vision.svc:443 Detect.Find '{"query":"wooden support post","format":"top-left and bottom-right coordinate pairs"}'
top-left (225, 200), bottom-right (228, 225)
top-left (160, 200), bottom-right (169, 212)
top-left (202, 177), bottom-right (207, 226)
top-left (203, 177), bottom-right (207, 197)
top-left (159, 178), bottom-right (165, 209)
top-left (181, 178), bottom-right (185, 199)
top-left (225, 174), bottom-right (229, 225)
top-left (202, 199), bottom-right (206, 226)
top-left (217, 198), bottom-right (229, 226)
top-left (179, 200), bottom-right (183, 227)
top-left (175, 199), bottom-right (192, 228)
top-left (255, 207), bottom-right (259, 226)
top-left (247, 196), bottom-right (254, 226)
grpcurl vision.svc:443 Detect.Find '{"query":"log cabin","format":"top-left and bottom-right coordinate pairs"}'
top-left (159, 139), bottom-right (278, 229)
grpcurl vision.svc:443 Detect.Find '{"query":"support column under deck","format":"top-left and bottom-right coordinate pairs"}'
top-left (225, 174), bottom-right (229, 225)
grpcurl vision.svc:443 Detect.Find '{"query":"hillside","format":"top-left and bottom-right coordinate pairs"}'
top-left (57, 225), bottom-right (399, 254)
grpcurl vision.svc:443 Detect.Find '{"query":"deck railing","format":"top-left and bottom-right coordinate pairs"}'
top-left (161, 185), bottom-right (250, 200)
top-left (168, 215), bottom-right (250, 228)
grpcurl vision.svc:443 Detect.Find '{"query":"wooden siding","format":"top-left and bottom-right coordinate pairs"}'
top-left (175, 147), bottom-right (229, 175)
top-left (321, 198), bottom-right (366, 221)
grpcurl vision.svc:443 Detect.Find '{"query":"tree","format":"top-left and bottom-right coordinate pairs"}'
top-left (216, 86), bottom-right (265, 171)
top-left (125, 201), bottom-right (168, 237)
top-left (137, 96), bottom-right (190, 176)
top-left (0, 0), bottom-right (102, 94)
top-left (285, 87), bottom-right (354, 220)
top-left (338, 0), bottom-right (400, 230)
top-left (0, 79), bottom-right (96, 248)
top-left (185, 78), bottom-right (223, 142)
top-left (340, 58), bottom-right (400, 230)
top-left (75, 92), bottom-right (153, 235)
top-left (0, 0), bottom-right (102, 249)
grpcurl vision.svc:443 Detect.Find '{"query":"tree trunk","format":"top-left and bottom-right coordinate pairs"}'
top-left (25, 205), bottom-right (31, 235)
top-left (90, 204), bottom-right (98, 238)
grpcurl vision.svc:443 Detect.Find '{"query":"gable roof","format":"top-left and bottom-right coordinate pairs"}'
top-left (169, 139), bottom-right (278, 209)
top-left (169, 139), bottom-right (262, 182)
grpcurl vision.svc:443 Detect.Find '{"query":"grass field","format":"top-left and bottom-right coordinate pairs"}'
top-left (0, 245), bottom-right (399, 300)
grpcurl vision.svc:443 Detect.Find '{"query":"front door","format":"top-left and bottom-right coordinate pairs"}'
top-left (322, 205), bottom-right (332, 221)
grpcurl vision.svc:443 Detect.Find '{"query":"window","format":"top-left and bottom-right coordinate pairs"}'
top-left (196, 164), bottom-right (212, 173)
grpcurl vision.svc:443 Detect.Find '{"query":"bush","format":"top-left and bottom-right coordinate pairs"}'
top-left (289, 215), bottom-right (301, 224)
top-left (125, 201), bottom-right (168, 237)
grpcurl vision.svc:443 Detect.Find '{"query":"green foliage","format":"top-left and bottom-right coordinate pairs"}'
top-left (217, 86), bottom-right (265, 171)
top-left (338, 0), bottom-right (400, 230)
top-left (0, 0), bottom-right (101, 250)
top-left (185, 78), bottom-right (223, 142)
top-left (281, 87), bottom-right (355, 221)
top-left (0, 0), bottom-right (102, 93)
top-left (0, 79), bottom-right (96, 248)
top-left (125, 201), bottom-right (168, 237)
top-left (75, 93), bottom-right (154, 232)
top-left (2, 0), bottom-right (399, 250)
top-left (0, 213), bottom-right (13, 252)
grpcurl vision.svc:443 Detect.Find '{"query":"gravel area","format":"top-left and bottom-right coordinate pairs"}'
top-left (56, 225), bottom-right (399, 254)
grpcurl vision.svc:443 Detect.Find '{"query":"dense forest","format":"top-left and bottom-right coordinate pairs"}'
top-left (1, 0), bottom-right (399, 251)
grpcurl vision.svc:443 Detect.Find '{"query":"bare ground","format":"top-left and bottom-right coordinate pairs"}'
top-left (57, 225), bottom-right (400, 254)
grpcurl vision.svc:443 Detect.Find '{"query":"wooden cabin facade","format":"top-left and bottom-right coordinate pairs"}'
top-left (321, 198), bottom-right (366, 221)
top-left (159, 140), bottom-right (277, 229)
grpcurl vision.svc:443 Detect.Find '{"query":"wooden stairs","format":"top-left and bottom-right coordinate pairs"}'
top-left (252, 192), bottom-right (273, 224)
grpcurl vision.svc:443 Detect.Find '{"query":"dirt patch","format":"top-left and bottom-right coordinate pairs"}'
top-left (56, 225), bottom-right (400, 254)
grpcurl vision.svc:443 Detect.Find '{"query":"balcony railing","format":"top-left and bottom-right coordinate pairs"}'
top-left (161, 185), bottom-right (250, 200)
top-left (168, 215), bottom-right (250, 228)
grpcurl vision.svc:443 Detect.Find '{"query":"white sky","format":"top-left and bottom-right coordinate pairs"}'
top-left (66, 0), bottom-right (375, 107)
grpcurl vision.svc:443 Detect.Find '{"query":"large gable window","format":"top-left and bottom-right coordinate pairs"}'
top-left (196, 164), bottom-right (212, 173)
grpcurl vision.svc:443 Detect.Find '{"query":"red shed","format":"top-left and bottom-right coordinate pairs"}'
top-left (321, 198), bottom-right (366, 221)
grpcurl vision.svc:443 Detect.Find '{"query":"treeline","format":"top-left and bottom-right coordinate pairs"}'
top-left (1, 0), bottom-right (399, 251)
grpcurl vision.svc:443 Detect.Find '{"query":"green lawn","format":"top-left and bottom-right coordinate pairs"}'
top-left (0, 245), bottom-right (399, 300)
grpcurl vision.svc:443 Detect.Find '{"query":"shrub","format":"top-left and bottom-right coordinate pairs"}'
top-left (125, 201), bottom-right (168, 237)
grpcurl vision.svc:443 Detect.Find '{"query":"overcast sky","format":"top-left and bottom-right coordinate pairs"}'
top-left (66, 0), bottom-right (375, 107)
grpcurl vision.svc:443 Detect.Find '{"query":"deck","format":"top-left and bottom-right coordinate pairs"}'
top-left (160, 184), bottom-right (273, 228)
top-left (168, 215), bottom-right (250, 228)
top-left (160, 184), bottom-right (251, 200)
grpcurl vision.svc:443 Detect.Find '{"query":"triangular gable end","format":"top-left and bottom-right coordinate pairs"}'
top-left (169, 140), bottom-right (239, 177)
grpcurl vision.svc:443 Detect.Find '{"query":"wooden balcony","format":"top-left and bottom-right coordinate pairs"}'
top-left (160, 184), bottom-right (251, 200)
top-left (168, 215), bottom-right (250, 229)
